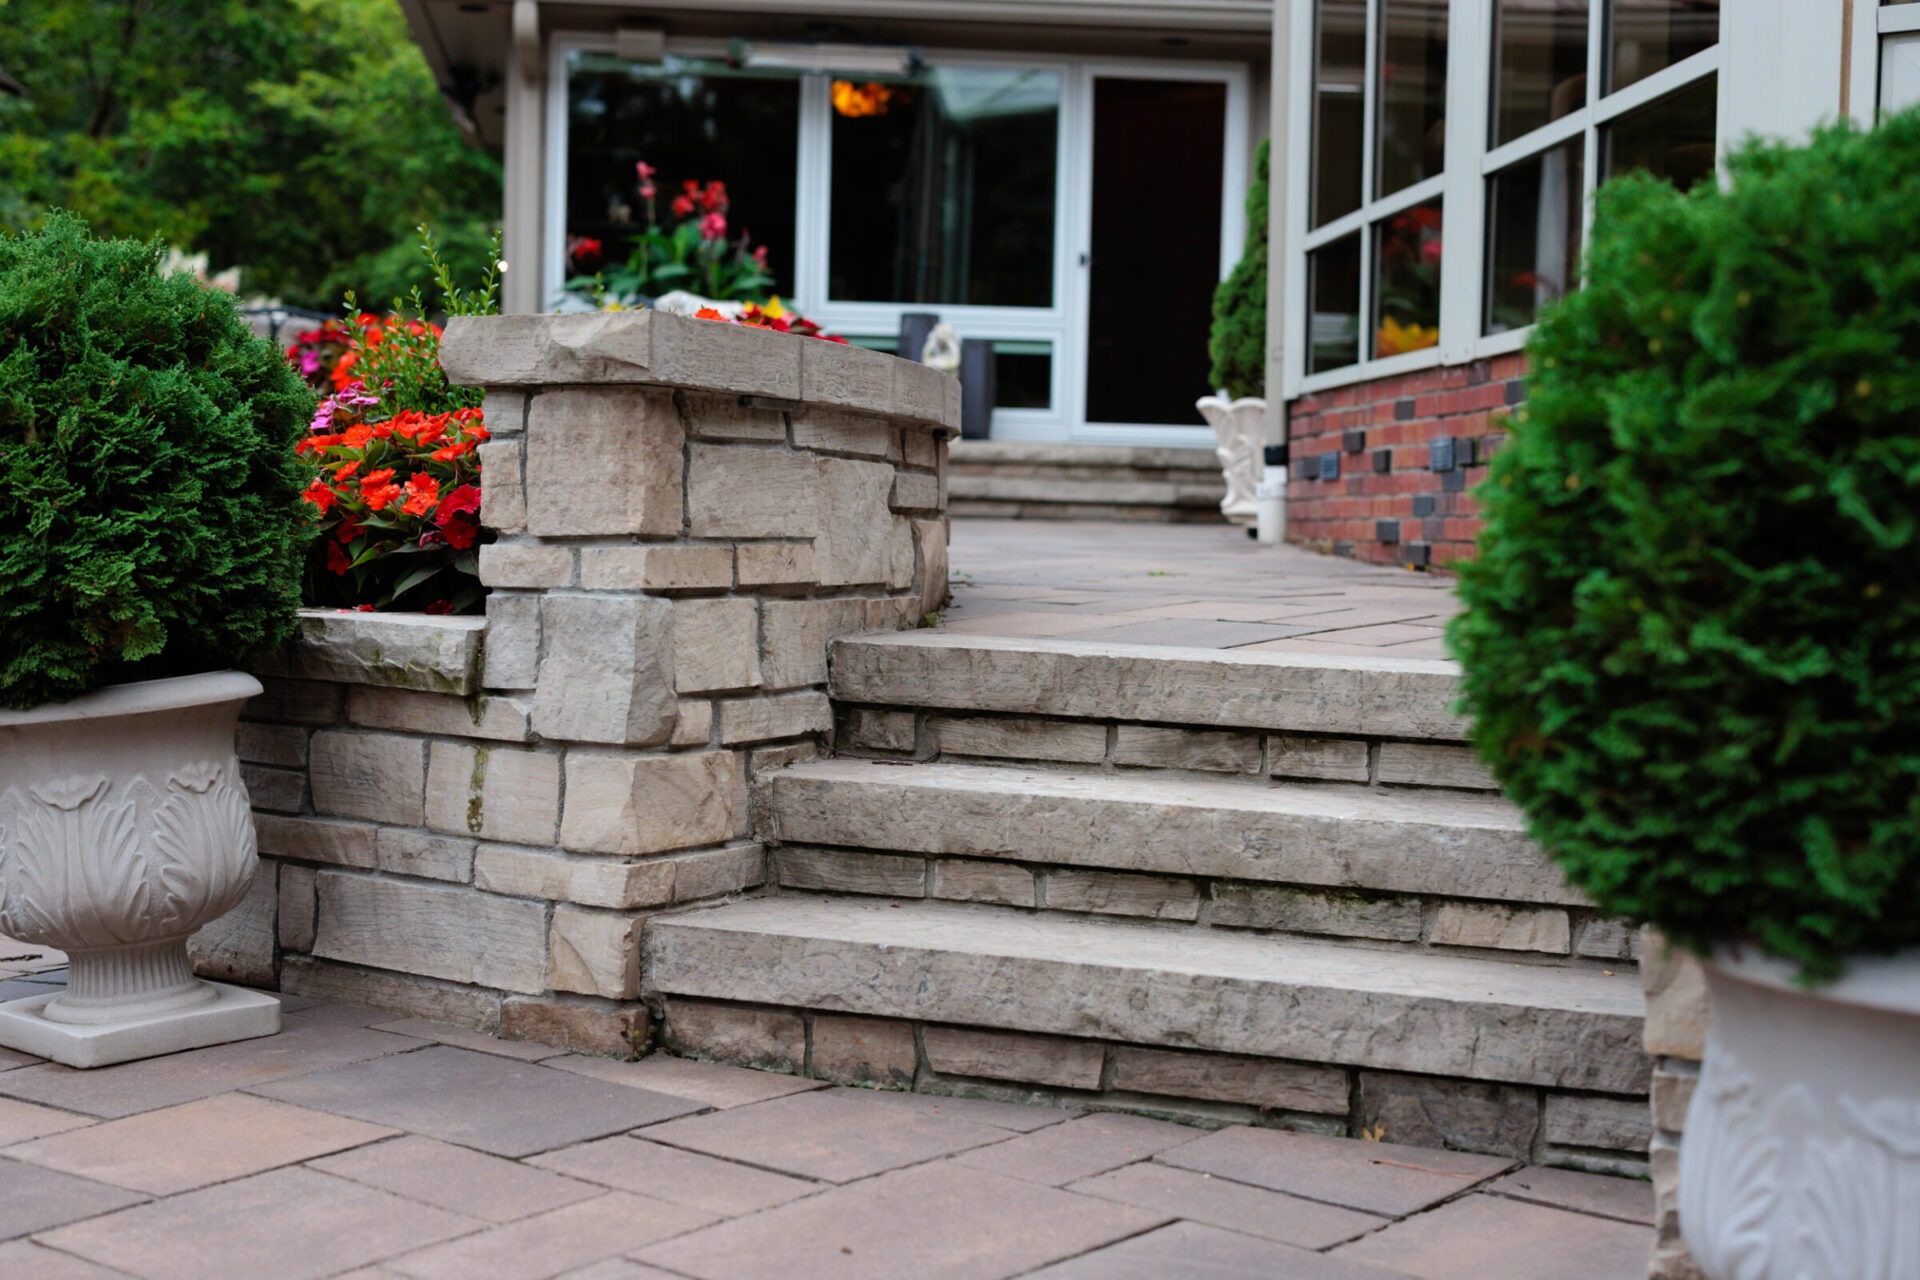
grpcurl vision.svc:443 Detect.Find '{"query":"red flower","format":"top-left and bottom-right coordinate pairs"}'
top-left (303, 477), bottom-right (337, 513)
top-left (401, 473), bottom-right (440, 517)
top-left (700, 212), bottom-right (727, 241)
top-left (435, 483), bottom-right (484, 550)
top-left (672, 194), bottom-right (696, 218)
top-left (360, 468), bottom-right (401, 511)
top-left (326, 539), bottom-right (353, 575)
top-left (425, 599), bottom-right (455, 615)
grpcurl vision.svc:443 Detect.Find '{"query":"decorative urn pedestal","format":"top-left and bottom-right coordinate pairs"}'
top-left (1680, 946), bottom-right (1920, 1279)
top-left (0, 671), bottom-right (281, 1068)
top-left (1195, 393), bottom-right (1267, 525)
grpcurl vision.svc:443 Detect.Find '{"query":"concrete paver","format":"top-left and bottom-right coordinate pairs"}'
top-left (640, 1087), bottom-right (1012, 1183)
top-left (1156, 1126), bottom-right (1514, 1217)
top-left (384, 1190), bottom-right (716, 1280)
top-left (248, 1044), bottom-right (703, 1157)
top-left (3, 1093), bottom-right (392, 1195)
top-left (1020, 1220), bottom-right (1407, 1280)
top-left (633, 1161), bottom-right (1169, 1280)
top-left (1067, 1161), bottom-right (1387, 1250)
top-left (310, 1134), bottom-right (606, 1223)
top-left (34, 1165), bottom-right (477, 1280)
top-left (0, 980), bottom-right (1652, 1279)
top-left (944, 520), bottom-right (1456, 660)
top-left (528, 1135), bottom-right (818, 1215)
top-left (953, 1110), bottom-right (1204, 1185)
top-left (1331, 1192), bottom-right (1653, 1279)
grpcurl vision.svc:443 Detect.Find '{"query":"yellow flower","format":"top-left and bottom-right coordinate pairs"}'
top-left (1375, 315), bottom-right (1438, 357)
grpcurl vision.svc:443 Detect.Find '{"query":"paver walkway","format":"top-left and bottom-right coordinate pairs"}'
top-left (942, 519), bottom-right (1457, 659)
top-left (1, 942), bottom-right (1651, 1280)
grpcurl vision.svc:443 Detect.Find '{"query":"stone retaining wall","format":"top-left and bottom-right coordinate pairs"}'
top-left (1642, 936), bottom-right (1708, 1280)
top-left (192, 311), bottom-right (957, 1054)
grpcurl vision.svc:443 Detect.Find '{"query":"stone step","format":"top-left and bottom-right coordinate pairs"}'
top-left (831, 632), bottom-right (1468, 741)
top-left (767, 758), bottom-right (1575, 909)
top-left (642, 895), bottom-right (1648, 1095)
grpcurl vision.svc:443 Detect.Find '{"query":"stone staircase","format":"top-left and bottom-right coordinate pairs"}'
top-left (642, 632), bottom-right (1652, 1173)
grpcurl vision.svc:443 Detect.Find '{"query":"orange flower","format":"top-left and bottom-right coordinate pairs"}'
top-left (401, 473), bottom-right (440, 517)
top-left (360, 468), bottom-right (401, 511)
top-left (334, 460), bottom-right (361, 479)
top-left (694, 307), bottom-right (728, 321)
top-left (431, 440), bottom-right (472, 462)
top-left (303, 477), bottom-right (337, 513)
top-left (344, 423), bottom-right (374, 448)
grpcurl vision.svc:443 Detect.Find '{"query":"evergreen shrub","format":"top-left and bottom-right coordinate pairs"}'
top-left (0, 212), bottom-right (313, 708)
top-left (1450, 114), bottom-right (1920, 981)
top-left (1208, 138), bottom-right (1268, 400)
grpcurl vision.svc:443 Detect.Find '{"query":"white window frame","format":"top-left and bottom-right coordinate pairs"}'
top-left (1853, 1), bottom-right (1920, 123)
top-left (546, 33), bottom-right (1247, 447)
top-left (1284, 0), bottom-right (1730, 399)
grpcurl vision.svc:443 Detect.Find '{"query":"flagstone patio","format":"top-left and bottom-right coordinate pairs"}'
top-left (939, 519), bottom-right (1457, 659)
top-left (0, 939), bottom-right (1651, 1280)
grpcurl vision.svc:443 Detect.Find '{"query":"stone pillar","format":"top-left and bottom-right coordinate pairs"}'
top-left (1642, 929), bottom-right (1709, 1280)
top-left (232, 310), bottom-right (956, 1051)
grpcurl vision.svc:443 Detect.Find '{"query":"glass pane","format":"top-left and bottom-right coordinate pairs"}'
top-left (1377, 0), bottom-right (1450, 196)
top-left (1307, 233), bottom-right (1363, 373)
top-left (829, 66), bottom-right (1059, 306)
top-left (993, 342), bottom-right (1052, 409)
top-left (1883, 33), bottom-right (1920, 117)
top-left (1609, 1), bottom-right (1719, 93)
top-left (1312, 0), bottom-right (1367, 227)
top-left (564, 53), bottom-right (801, 301)
top-left (1493, 0), bottom-right (1590, 146)
top-left (1485, 139), bottom-right (1586, 334)
top-left (1374, 200), bottom-right (1442, 357)
top-left (1603, 74), bottom-right (1717, 190)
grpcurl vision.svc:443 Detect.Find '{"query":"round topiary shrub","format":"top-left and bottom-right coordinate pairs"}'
top-left (1450, 112), bottom-right (1920, 982)
top-left (0, 212), bottom-right (314, 709)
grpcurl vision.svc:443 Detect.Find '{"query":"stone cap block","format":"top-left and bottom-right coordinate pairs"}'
top-left (440, 311), bottom-right (960, 431)
top-left (283, 609), bottom-right (483, 695)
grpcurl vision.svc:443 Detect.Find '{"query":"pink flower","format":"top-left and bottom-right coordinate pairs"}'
top-left (700, 212), bottom-right (727, 241)
top-left (752, 245), bottom-right (769, 267)
top-left (635, 160), bottom-right (656, 180)
top-left (1421, 237), bottom-right (1443, 266)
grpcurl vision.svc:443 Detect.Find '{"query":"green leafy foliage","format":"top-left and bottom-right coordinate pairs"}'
top-left (1207, 138), bottom-right (1269, 400)
top-left (0, 213), bottom-right (314, 707)
top-left (0, 0), bottom-right (500, 308)
top-left (1449, 113), bottom-right (1920, 982)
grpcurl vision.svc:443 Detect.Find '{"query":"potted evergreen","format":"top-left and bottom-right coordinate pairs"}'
top-left (1451, 114), bottom-right (1920, 1279)
top-left (0, 213), bottom-right (311, 1067)
top-left (1198, 138), bottom-right (1270, 525)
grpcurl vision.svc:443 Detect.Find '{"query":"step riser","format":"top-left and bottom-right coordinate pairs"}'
top-left (769, 773), bottom-right (1572, 908)
top-left (644, 910), bottom-right (1647, 1096)
top-left (655, 995), bottom-right (1653, 1173)
top-left (769, 845), bottom-right (1632, 963)
top-left (839, 708), bottom-right (1499, 790)
top-left (831, 635), bottom-right (1468, 741)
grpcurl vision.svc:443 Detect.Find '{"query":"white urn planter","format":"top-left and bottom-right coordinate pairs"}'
top-left (1680, 946), bottom-right (1920, 1279)
top-left (1195, 393), bottom-right (1267, 525)
top-left (0, 671), bottom-right (280, 1068)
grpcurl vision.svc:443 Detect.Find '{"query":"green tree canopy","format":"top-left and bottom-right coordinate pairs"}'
top-left (0, 0), bottom-right (500, 309)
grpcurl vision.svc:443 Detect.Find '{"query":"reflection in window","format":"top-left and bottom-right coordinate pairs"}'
top-left (1609, 0), bottom-right (1719, 93)
top-left (1313, 0), bottom-right (1367, 227)
top-left (1375, 201), bottom-right (1442, 357)
top-left (993, 342), bottom-right (1052, 409)
top-left (1493, 0), bottom-right (1589, 146)
top-left (1377, 0), bottom-right (1450, 196)
top-left (1308, 233), bottom-right (1363, 373)
top-left (565, 53), bottom-right (800, 298)
top-left (1604, 74), bottom-right (1717, 190)
top-left (1485, 139), bottom-right (1585, 334)
top-left (829, 66), bottom-right (1059, 306)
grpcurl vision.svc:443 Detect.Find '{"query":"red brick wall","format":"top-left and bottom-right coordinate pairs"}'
top-left (1285, 353), bottom-right (1526, 569)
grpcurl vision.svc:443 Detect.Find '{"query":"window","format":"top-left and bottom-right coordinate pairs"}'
top-left (828, 68), bottom-right (1060, 307)
top-left (1301, 0), bottom-right (1450, 376)
top-left (562, 53), bottom-right (802, 298)
top-left (1290, 1), bottom-right (1728, 390)
top-left (1875, 1), bottom-right (1920, 118)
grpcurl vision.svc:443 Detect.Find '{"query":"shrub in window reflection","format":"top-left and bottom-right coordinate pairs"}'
top-left (1375, 204), bottom-right (1442, 356)
top-left (563, 161), bottom-right (777, 308)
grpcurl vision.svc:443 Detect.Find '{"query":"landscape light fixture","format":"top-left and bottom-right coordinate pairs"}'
top-left (731, 39), bottom-right (921, 76)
